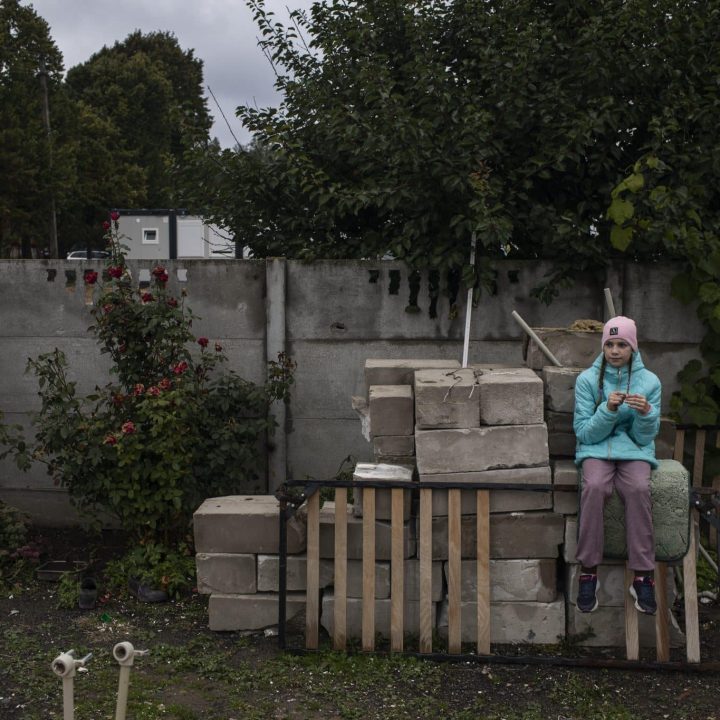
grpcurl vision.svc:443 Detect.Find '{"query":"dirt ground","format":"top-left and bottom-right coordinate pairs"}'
top-left (2, 528), bottom-right (720, 720)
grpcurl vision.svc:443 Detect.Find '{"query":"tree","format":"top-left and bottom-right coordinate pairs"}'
top-left (0, 0), bottom-right (64, 257)
top-left (66, 31), bottom-right (212, 209)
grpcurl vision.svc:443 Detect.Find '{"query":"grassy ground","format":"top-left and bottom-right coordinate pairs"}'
top-left (1, 529), bottom-right (719, 720)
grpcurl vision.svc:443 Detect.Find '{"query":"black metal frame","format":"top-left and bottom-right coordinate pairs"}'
top-left (275, 476), bottom-right (720, 672)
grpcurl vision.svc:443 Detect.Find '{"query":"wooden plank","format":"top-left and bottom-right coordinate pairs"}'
top-left (333, 488), bottom-right (348, 651)
top-left (419, 488), bottom-right (433, 654)
top-left (447, 488), bottom-right (462, 655)
top-left (476, 490), bottom-right (491, 655)
top-left (624, 564), bottom-right (639, 661)
top-left (683, 521), bottom-right (701, 663)
top-left (362, 487), bottom-right (376, 652)
top-left (391, 488), bottom-right (405, 652)
top-left (673, 428), bottom-right (685, 463)
top-left (305, 491), bottom-right (320, 650)
top-left (693, 429), bottom-right (706, 488)
top-left (654, 562), bottom-right (670, 662)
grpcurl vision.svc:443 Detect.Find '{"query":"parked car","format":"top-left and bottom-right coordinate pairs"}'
top-left (66, 250), bottom-right (110, 260)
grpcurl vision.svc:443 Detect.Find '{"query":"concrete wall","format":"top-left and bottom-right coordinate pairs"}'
top-left (0, 258), bottom-right (704, 525)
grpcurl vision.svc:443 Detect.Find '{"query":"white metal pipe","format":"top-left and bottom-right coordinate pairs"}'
top-left (511, 310), bottom-right (562, 367)
top-left (62, 677), bottom-right (74, 720)
top-left (462, 234), bottom-right (477, 368)
top-left (115, 665), bottom-right (131, 720)
top-left (604, 288), bottom-right (616, 318)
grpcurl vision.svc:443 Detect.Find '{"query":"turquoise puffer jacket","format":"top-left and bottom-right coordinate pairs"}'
top-left (573, 351), bottom-right (661, 468)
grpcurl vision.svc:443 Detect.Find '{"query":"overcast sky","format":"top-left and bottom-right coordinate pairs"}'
top-left (24, 0), bottom-right (316, 148)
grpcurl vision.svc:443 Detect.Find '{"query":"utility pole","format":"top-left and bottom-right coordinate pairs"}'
top-left (38, 58), bottom-right (59, 259)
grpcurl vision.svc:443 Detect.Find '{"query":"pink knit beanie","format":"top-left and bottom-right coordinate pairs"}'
top-left (602, 316), bottom-right (638, 351)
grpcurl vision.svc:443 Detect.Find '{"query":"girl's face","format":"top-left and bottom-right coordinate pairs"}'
top-left (603, 339), bottom-right (633, 367)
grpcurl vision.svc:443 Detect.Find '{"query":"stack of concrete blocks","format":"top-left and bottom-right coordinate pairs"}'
top-left (194, 495), bottom-right (309, 631)
top-left (414, 364), bottom-right (566, 644)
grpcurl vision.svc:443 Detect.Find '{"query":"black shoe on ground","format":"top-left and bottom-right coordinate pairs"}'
top-left (630, 576), bottom-right (657, 615)
top-left (577, 573), bottom-right (599, 613)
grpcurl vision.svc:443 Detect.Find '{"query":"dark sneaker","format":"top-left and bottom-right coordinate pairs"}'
top-left (630, 576), bottom-right (657, 615)
top-left (577, 573), bottom-right (599, 613)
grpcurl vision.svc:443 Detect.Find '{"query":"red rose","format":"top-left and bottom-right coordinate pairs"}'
top-left (167, 297), bottom-right (178, 308)
top-left (172, 361), bottom-right (188, 375)
top-left (112, 393), bottom-right (125, 406)
top-left (108, 266), bottom-right (123, 279)
top-left (103, 304), bottom-right (113, 314)
top-left (197, 337), bottom-right (209, 348)
top-left (151, 265), bottom-right (166, 277)
top-left (110, 211), bottom-right (120, 221)
top-left (133, 383), bottom-right (144, 396)
top-left (118, 343), bottom-right (127, 354)
top-left (214, 342), bottom-right (222, 352)
top-left (141, 292), bottom-right (154, 303)
top-left (103, 221), bottom-right (111, 231)
top-left (157, 272), bottom-right (169, 284)
top-left (147, 386), bottom-right (161, 396)
top-left (103, 434), bottom-right (117, 445)
top-left (121, 421), bottom-right (135, 434)
top-left (158, 378), bottom-right (172, 390)
top-left (85, 271), bottom-right (98, 285)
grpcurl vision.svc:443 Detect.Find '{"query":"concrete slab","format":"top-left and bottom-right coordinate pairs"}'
top-left (416, 425), bottom-right (549, 474)
top-left (365, 358), bottom-right (461, 388)
top-left (437, 598), bottom-right (566, 644)
top-left (525, 329), bottom-right (601, 371)
top-left (476, 367), bottom-right (544, 426)
top-left (321, 592), bottom-right (435, 638)
top-left (430, 512), bottom-right (564, 560)
top-left (431, 489), bottom-right (552, 515)
top-left (320, 502), bottom-right (415, 560)
top-left (196, 553), bottom-right (256, 595)
top-left (373, 435), bottom-right (415, 459)
top-left (553, 460), bottom-right (579, 488)
top-left (256, 554), bottom-right (335, 593)
top-left (450, 558), bottom-right (557, 602)
top-left (208, 592), bottom-right (305, 631)
top-left (194, 495), bottom-right (306, 554)
top-left (369, 385), bottom-right (414, 437)
top-left (414, 368), bottom-right (480, 429)
top-left (352, 463), bottom-right (413, 521)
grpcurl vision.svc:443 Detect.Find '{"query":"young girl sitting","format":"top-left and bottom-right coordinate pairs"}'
top-left (573, 316), bottom-right (661, 614)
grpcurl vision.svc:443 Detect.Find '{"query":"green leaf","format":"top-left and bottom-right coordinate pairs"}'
top-left (607, 198), bottom-right (634, 225)
top-left (610, 225), bottom-right (633, 252)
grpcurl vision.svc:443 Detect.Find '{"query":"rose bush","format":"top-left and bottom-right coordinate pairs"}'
top-left (13, 215), bottom-right (295, 543)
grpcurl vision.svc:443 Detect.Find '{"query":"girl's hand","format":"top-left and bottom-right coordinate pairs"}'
top-left (607, 391), bottom-right (626, 411)
top-left (625, 393), bottom-right (651, 415)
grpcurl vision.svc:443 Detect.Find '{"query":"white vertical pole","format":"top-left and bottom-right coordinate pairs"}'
top-left (461, 234), bottom-right (477, 368)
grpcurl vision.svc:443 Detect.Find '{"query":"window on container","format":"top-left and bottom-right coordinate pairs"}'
top-left (142, 228), bottom-right (159, 244)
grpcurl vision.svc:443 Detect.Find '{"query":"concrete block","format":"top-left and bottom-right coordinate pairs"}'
top-left (476, 368), bottom-right (544, 426)
top-left (567, 604), bottom-right (684, 647)
top-left (420, 466), bottom-right (552, 487)
top-left (352, 463), bottom-right (412, 521)
top-left (546, 411), bottom-right (576, 457)
top-left (369, 385), bottom-right (414, 436)
top-left (194, 495), bottom-right (305, 554)
top-left (414, 369), bottom-right (480, 429)
top-left (525, 329), bottom-right (602, 371)
top-left (580, 459), bottom-right (691, 562)
top-left (403, 559), bottom-right (444, 601)
top-left (430, 512), bottom-right (564, 560)
top-left (437, 598), bottom-right (566, 644)
top-left (320, 502), bottom-right (415, 560)
top-left (196, 553), bottom-right (256, 595)
top-left (450, 559), bottom-right (557, 602)
top-left (321, 592), bottom-right (435, 639)
top-left (553, 459), bottom-right (579, 488)
top-left (257, 554), bottom-right (335, 593)
top-left (318, 559), bottom-right (391, 598)
top-left (208, 592), bottom-right (305, 631)
top-left (365, 358), bottom-right (461, 388)
top-left (553, 491), bottom-right (578, 515)
top-left (543, 367), bottom-right (582, 413)
top-left (416, 425), bottom-right (549, 475)
top-left (431, 489), bottom-right (552, 515)
top-left (373, 435), bottom-right (415, 459)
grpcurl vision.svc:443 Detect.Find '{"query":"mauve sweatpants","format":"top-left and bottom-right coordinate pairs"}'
top-left (576, 458), bottom-right (655, 572)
